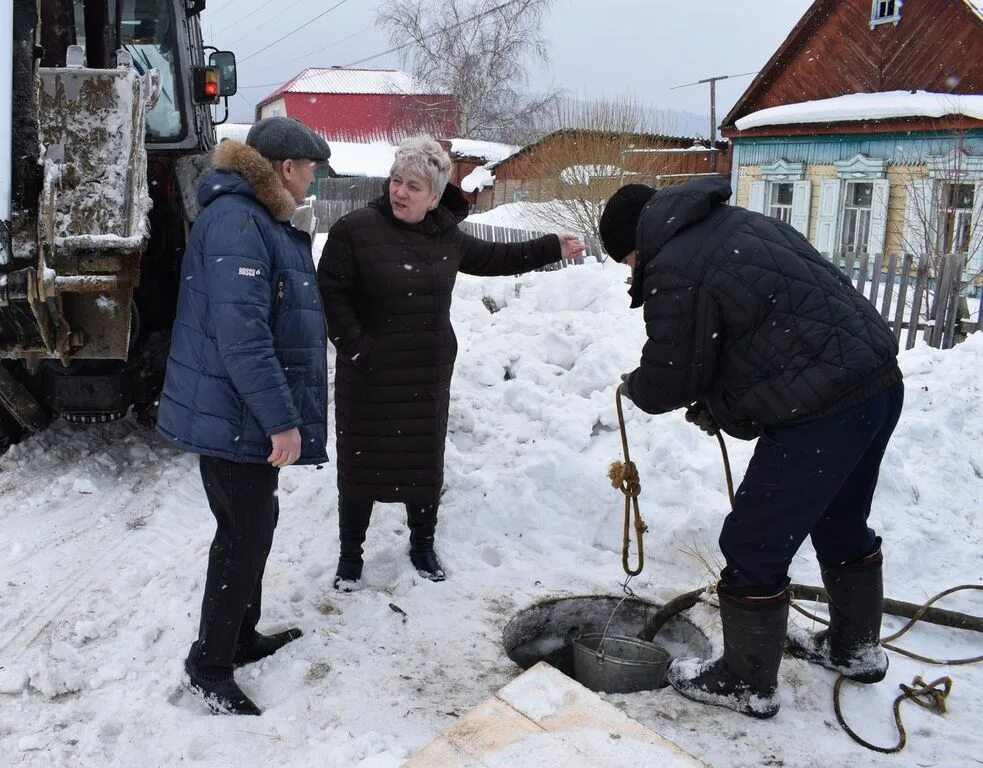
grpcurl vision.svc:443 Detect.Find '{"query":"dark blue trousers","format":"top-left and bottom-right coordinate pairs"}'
top-left (719, 381), bottom-right (904, 594)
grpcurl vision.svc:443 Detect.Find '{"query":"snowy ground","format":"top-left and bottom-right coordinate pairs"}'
top-left (1, 262), bottom-right (981, 768)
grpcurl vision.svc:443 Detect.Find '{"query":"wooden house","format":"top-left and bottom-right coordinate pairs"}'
top-left (721, 0), bottom-right (983, 293)
top-left (256, 68), bottom-right (459, 143)
top-left (480, 129), bottom-right (730, 211)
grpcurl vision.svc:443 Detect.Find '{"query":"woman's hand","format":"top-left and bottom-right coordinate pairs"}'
top-left (559, 234), bottom-right (588, 261)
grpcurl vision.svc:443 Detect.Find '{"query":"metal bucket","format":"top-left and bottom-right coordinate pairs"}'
top-left (572, 633), bottom-right (670, 693)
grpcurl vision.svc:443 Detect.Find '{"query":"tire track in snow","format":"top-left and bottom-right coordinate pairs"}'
top-left (0, 423), bottom-right (202, 674)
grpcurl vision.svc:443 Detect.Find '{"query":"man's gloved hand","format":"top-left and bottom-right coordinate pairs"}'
top-left (684, 402), bottom-right (719, 436)
top-left (618, 372), bottom-right (635, 403)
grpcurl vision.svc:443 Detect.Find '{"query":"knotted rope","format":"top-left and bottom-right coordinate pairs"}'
top-left (610, 387), bottom-right (646, 576)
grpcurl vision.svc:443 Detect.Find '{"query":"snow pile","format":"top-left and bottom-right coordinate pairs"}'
top-left (466, 199), bottom-right (583, 232)
top-left (461, 165), bottom-right (495, 193)
top-left (736, 90), bottom-right (983, 130)
top-left (0, 263), bottom-right (981, 767)
top-left (560, 164), bottom-right (623, 185)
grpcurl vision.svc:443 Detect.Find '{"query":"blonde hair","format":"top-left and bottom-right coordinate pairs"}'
top-left (390, 135), bottom-right (451, 199)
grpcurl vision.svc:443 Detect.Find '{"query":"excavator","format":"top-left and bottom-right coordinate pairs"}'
top-left (0, 0), bottom-right (237, 452)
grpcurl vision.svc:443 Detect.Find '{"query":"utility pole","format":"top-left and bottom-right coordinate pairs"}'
top-left (671, 71), bottom-right (757, 145)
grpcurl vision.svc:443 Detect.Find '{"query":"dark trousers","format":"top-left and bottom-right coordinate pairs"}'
top-left (338, 498), bottom-right (438, 544)
top-left (192, 455), bottom-right (280, 678)
top-left (720, 381), bottom-right (904, 594)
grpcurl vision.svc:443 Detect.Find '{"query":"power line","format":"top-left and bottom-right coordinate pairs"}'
top-left (341, 0), bottom-right (521, 68)
top-left (227, 0), bottom-right (309, 40)
top-left (264, 23), bottom-right (375, 70)
top-left (239, 0), bottom-right (352, 63)
top-left (208, 0), bottom-right (269, 35)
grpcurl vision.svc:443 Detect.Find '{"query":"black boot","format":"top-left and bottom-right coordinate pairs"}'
top-left (407, 503), bottom-right (445, 582)
top-left (184, 644), bottom-right (261, 716)
top-left (667, 586), bottom-right (789, 719)
top-left (234, 628), bottom-right (303, 667)
top-left (787, 546), bottom-right (888, 683)
top-left (334, 497), bottom-right (373, 590)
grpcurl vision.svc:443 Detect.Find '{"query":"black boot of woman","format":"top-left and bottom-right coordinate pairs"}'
top-left (334, 497), bottom-right (373, 590)
top-left (406, 503), bottom-right (445, 581)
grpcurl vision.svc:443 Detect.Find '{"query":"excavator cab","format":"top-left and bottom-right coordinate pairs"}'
top-left (1, 0), bottom-right (235, 447)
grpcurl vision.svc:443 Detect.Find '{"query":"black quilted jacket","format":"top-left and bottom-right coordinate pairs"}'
top-left (622, 177), bottom-right (901, 440)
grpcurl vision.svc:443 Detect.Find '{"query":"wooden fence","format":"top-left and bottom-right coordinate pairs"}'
top-left (829, 250), bottom-right (982, 350)
top-left (313, 177), bottom-right (386, 233)
top-left (459, 222), bottom-right (607, 269)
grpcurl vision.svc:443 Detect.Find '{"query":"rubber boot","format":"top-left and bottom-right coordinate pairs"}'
top-left (234, 627), bottom-right (303, 667)
top-left (334, 497), bottom-right (373, 590)
top-left (667, 586), bottom-right (789, 719)
top-left (184, 643), bottom-right (261, 716)
top-left (407, 503), bottom-right (445, 582)
top-left (787, 546), bottom-right (888, 683)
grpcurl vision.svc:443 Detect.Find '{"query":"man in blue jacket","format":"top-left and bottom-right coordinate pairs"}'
top-left (600, 179), bottom-right (903, 719)
top-left (157, 117), bottom-right (330, 715)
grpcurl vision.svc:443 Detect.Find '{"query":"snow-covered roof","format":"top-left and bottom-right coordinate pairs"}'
top-left (263, 68), bottom-right (443, 101)
top-left (215, 125), bottom-right (397, 177)
top-left (449, 139), bottom-right (519, 164)
top-left (215, 123), bottom-right (252, 143)
top-left (966, 0), bottom-right (983, 22)
top-left (322, 140), bottom-right (397, 178)
top-left (735, 90), bottom-right (983, 130)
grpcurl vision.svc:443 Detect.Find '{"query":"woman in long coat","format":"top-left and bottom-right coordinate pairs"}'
top-left (316, 136), bottom-right (585, 586)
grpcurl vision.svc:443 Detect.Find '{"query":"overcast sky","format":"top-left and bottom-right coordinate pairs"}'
top-left (202, 0), bottom-right (814, 135)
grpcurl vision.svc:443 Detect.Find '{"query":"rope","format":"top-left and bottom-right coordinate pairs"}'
top-left (612, 385), bottom-right (978, 753)
top-left (706, 425), bottom-right (978, 752)
top-left (833, 675), bottom-right (952, 754)
top-left (610, 388), bottom-right (646, 576)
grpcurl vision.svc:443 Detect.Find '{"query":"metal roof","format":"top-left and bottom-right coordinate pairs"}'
top-left (261, 68), bottom-right (446, 103)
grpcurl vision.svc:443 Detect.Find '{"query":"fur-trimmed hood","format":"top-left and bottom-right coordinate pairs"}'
top-left (197, 140), bottom-right (297, 222)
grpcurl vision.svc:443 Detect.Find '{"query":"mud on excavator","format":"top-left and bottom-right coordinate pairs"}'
top-left (0, 0), bottom-right (237, 452)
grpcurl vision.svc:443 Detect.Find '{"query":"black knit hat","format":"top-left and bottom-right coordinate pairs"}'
top-left (599, 184), bottom-right (656, 262)
top-left (246, 116), bottom-right (331, 162)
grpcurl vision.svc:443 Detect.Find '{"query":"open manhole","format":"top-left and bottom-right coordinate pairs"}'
top-left (502, 595), bottom-right (711, 690)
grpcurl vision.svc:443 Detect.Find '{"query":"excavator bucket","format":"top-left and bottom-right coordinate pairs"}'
top-left (27, 48), bottom-right (158, 362)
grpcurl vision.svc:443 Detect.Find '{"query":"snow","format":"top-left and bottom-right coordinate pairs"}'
top-left (1, 263), bottom-right (982, 767)
top-left (449, 139), bottom-right (519, 164)
top-left (466, 200), bottom-right (579, 232)
top-left (735, 90), bottom-right (983, 130)
top-left (460, 165), bottom-right (495, 193)
top-left (560, 164), bottom-right (623, 185)
top-left (218, 126), bottom-right (398, 179)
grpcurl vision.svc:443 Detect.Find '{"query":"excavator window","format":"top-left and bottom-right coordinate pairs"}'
top-left (45, 0), bottom-right (188, 142)
top-left (116, 0), bottom-right (186, 141)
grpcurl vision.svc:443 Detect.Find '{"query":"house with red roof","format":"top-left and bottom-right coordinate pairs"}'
top-left (256, 67), bottom-right (459, 143)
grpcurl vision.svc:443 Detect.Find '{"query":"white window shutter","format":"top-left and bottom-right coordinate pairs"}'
top-left (866, 178), bottom-right (891, 257)
top-left (790, 180), bottom-right (812, 236)
top-left (815, 179), bottom-right (842, 255)
top-left (748, 181), bottom-right (765, 214)
top-left (967, 181), bottom-right (983, 275)
top-left (902, 179), bottom-right (935, 257)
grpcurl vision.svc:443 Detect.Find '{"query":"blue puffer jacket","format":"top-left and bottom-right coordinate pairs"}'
top-left (157, 140), bottom-right (328, 464)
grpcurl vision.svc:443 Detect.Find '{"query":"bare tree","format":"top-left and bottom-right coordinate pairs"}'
top-left (377, 0), bottom-right (561, 141)
top-left (507, 95), bottom-right (706, 245)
